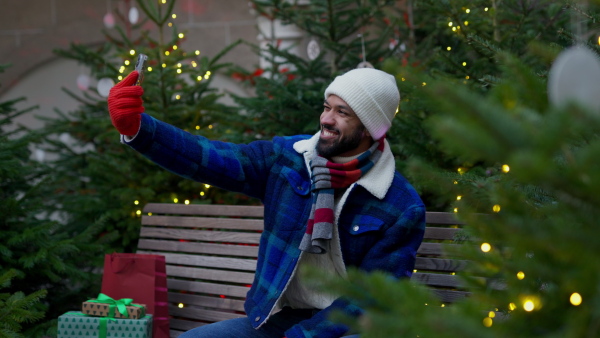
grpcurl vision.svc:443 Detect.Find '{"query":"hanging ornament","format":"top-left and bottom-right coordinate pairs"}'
top-left (97, 78), bottom-right (115, 97)
top-left (307, 39), bottom-right (320, 60)
top-left (548, 45), bottom-right (600, 113)
top-left (103, 12), bottom-right (115, 28)
top-left (356, 34), bottom-right (373, 69)
top-left (129, 6), bottom-right (140, 24)
top-left (76, 74), bottom-right (91, 91)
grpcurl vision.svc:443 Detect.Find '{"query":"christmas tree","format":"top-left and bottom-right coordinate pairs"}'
top-left (0, 64), bottom-right (107, 336)
top-left (305, 1), bottom-right (600, 337)
top-left (39, 0), bottom-right (245, 252)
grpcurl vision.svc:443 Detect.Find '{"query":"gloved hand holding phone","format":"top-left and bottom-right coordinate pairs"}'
top-left (107, 54), bottom-right (147, 136)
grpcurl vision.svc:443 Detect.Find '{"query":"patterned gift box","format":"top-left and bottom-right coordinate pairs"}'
top-left (82, 299), bottom-right (146, 319)
top-left (57, 311), bottom-right (153, 338)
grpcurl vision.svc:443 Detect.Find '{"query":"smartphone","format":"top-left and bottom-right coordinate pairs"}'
top-left (134, 53), bottom-right (148, 86)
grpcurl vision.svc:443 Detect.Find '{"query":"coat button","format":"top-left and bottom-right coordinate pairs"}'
top-left (255, 316), bottom-right (261, 322)
top-left (353, 225), bottom-right (360, 232)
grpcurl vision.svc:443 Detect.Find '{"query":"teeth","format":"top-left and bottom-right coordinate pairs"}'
top-left (322, 130), bottom-right (336, 137)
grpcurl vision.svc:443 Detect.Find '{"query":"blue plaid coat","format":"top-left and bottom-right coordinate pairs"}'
top-left (124, 114), bottom-right (425, 338)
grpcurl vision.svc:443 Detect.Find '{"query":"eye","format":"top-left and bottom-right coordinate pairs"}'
top-left (323, 104), bottom-right (331, 111)
top-left (338, 110), bottom-right (348, 116)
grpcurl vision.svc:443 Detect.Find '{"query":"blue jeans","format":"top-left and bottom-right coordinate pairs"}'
top-left (178, 307), bottom-right (359, 338)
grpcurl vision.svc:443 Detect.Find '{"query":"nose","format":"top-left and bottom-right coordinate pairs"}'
top-left (320, 109), bottom-right (335, 126)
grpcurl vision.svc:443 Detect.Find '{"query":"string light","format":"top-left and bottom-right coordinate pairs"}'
top-left (448, 22), bottom-right (453, 27)
top-left (173, 198), bottom-right (179, 203)
top-left (191, 61), bottom-right (197, 67)
top-left (517, 271), bottom-right (525, 280)
top-left (453, 208), bottom-right (458, 213)
top-left (452, 27), bottom-right (457, 32)
top-left (195, 50), bottom-right (201, 55)
top-left (196, 125), bottom-right (201, 130)
top-left (453, 180), bottom-right (458, 184)
top-left (136, 210), bottom-right (142, 216)
top-left (161, 0), bottom-right (166, 3)
top-left (173, 45), bottom-right (178, 50)
top-left (205, 184), bottom-right (211, 188)
top-left (208, 125), bottom-right (214, 129)
top-left (483, 317), bottom-right (493, 327)
top-left (465, 8), bottom-right (470, 13)
top-left (130, 50), bottom-right (136, 55)
top-left (464, 21), bottom-right (469, 26)
top-left (176, 94), bottom-right (181, 100)
top-left (172, 14), bottom-right (177, 19)
top-left (185, 200), bottom-right (190, 205)
top-left (200, 192), bottom-right (205, 196)
top-left (508, 303), bottom-right (517, 311)
top-left (462, 62), bottom-right (467, 66)
top-left (147, 66), bottom-right (153, 72)
top-left (168, 22), bottom-right (173, 27)
top-left (502, 164), bottom-right (510, 173)
top-left (598, 36), bottom-right (600, 45)
top-left (147, 212), bottom-right (153, 216)
top-left (118, 75), bottom-right (123, 80)
top-left (401, 77), bottom-right (406, 81)
top-left (457, 167), bottom-right (465, 175)
top-left (177, 69), bottom-right (182, 74)
top-left (570, 293), bottom-right (582, 306)
top-left (484, 7), bottom-right (489, 11)
top-left (447, 46), bottom-right (452, 51)
top-left (197, 76), bottom-right (203, 81)
top-left (456, 195), bottom-right (462, 200)
top-left (493, 204), bottom-right (501, 213)
top-left (422, 82), bottom-right (427, 86)
top-left (481, 243), bottom-right (491, 252)
top-left (124, 60), bottom-right (130, 65)
top-left (177, 63), bottom-right (182, 68)
top-left (179, 33), bottom-right (185, 39)
top-left (523, 300), bottom-right (535, 311)
top-left (162, 63), bottom-right (167, 68)
top-left (465, 76), bottom-right (470, 79)
top-left (134, 200), bottom-right (139, 205)
top-left (178, 303), bottom-right (184, 308)
top-left (165, 51), bottom-right (170, 56)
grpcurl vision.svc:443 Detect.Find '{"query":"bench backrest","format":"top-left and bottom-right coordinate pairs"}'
top-left (137, 203), bottom-right (467, 336)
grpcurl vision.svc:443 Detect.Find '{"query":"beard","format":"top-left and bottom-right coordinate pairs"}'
top-left (316, 124), bottom-right (365, 158)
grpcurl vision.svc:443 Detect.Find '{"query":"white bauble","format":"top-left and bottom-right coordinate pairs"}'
top-left (129, 7), bottom-right (139, 24)
top-left (103, 12), bottom-right (115, 28)
top-left (77, 74), bottom-right (90, 91)
top-left (97, 78), bottom-right (115, 98)
top-left (548, 45), bottom-right (600, 112)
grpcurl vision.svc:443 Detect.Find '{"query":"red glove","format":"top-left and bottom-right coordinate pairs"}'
top-left (107, 71), bottom-right (144, 136)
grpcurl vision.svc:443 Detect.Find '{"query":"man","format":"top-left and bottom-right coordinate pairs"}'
top-left (107, 67), bottom-right (425, 338)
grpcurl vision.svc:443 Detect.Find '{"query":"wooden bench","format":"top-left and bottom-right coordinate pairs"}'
top-left (136, 203), bottom-right (468, 337)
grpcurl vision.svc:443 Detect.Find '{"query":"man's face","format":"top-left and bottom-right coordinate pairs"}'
top-left (316, 95), bottom-right (372, 158)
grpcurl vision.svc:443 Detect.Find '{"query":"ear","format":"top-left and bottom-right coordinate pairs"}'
top-left (363, 129), bottom-right (371, 139)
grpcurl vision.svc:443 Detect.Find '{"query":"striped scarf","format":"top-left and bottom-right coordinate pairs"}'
top-left (299, 137), bottom-right (385, 254)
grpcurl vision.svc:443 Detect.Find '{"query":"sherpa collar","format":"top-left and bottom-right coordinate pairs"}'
top-left (293, 132), bottom-right (396, 200)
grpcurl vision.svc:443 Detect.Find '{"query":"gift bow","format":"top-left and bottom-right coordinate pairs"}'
top-left (87, 293), bottom-right (136, 318)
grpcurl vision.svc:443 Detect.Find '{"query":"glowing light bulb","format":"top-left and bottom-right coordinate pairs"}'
top-left (197, 76), bottom-right (203, 81)
top-left (185, 200), bottom-right (190, 205)
top-left (485, 7), bottom-right (489, 11)
top-left (195, 50), bottom-right (201, 55)
top-left (465, 76), bottom-right (470, 79)
top-left (173, 45), bottom-right (178, 50)
top-left (453, 208), bottom-right (458, 213)
top-left (168, 22), bottom-right (173, 27)
top-left (177, 69), bottom-right (182, 74)
top-left (481, 243), bottom-right (491, 252)
top-left (205, 184), bottom-right (211, 188)
top-left (196, 125), bottom-right (200, 130)
top-left (172, 14), bottom-right (177, 19)
top-left (464, 21), bottom-right (469, 26)
top-left (136, 210), bottom-right (141, 215)
top-left (147, 66), bottom-right (153, 72)
top-left (508, 303), bottom-right (517, 311)
top-left (148, 212), bottom-right (153, 216)
top-left (448, 22), bottom-right (453, 27)
top-left (165, 51), bottom-right (170, 56)
top-left (208, 125), bottom-right (213, 129)
top-left (483, 317), bottom-right (492, 327)
top-left (162, 63), bottom-right (167, 68)
top-left (178, 303), bottom-right (184, 308)
top-left (124, 60), bottom-right (130, 65)
top-left (517, 271), bottom-right (525, 280)
top-left (200, 192), bottom-right (205, 196)
top-left (523, 300), bottom-right (535, 311)
top-left (465, 9), bottom-right (470, 13)
top-left (174, 198), bottom-right (179, 203)
top-left (502, 164), bottom-right (510, 173)
top-left (177, 63), bottom-right (182, 68)
top-left (176, 95), bottom-right (181, 100)
top-left (134, 200), bottom-right (139, 205)
top-left (179, 33), bottom-right (185, 38)
top-left (462, 62), bottom-right (467, 66)
top-left (570, 293), bottom-right (582, 306)
top-left (493, 204), bottom-right (501, 213)
top-left (488, 312), bottom-right (495, 318)
top-left (447, 46), bottom-right (452, 51)
top-left (456, 195), bottom-right (462, 200)
top-left (130, 50), bottom-right (136, 55)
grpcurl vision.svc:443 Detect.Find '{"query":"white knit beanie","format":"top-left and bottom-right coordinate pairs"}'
top-left (324, 68), bottom-right (400, 140)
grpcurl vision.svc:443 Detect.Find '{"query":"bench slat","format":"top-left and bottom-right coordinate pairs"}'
top-left (139, 251), bottom-right (257, 271)
top-left (412, 272), bottom-right (462, 288)
top-left (142, 215), bottom-right (264, 231)
top-left (169, 305), bottom-right (243, 323)
top-left (168, 292), bottom-right (246, 312)
top-left (423, 227), bottom-right (460, 240)
top-left (425, 212), bottom-right (464, 225)
top-left (144, 203), bottom-right (264, 217)
top-left (168, 279), bottom-right (250, 298)
top-left (138, 239), bottom-right (259, 257)
top-left (414, 257), bottom-right (468, 272)
top-left (140, 227), bottom-right (262, 244)
top-left (166, 265), bottom-right (255, 285)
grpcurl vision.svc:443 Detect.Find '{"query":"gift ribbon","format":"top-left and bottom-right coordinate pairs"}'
top-left (70, 312), bottom-right (115, 338)
top-left (87, 293), bottom-right (144, 318)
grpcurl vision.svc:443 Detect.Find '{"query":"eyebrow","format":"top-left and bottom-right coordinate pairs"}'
top-left (323, 99), bottom-right (351, 112)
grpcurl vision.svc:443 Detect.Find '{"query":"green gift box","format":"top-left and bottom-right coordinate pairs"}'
top-left (57, 311), bottom-right (153, 338)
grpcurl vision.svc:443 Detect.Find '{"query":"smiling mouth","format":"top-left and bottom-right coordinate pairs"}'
top-left (320, 126), bottom-right (339, 139)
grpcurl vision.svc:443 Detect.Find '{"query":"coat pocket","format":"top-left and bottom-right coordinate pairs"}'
top-left (342, 215), bottom-right (385, 235)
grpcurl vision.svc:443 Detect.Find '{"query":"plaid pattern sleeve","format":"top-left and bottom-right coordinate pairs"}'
top-left (285, 204), bottom-right (426, 338)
